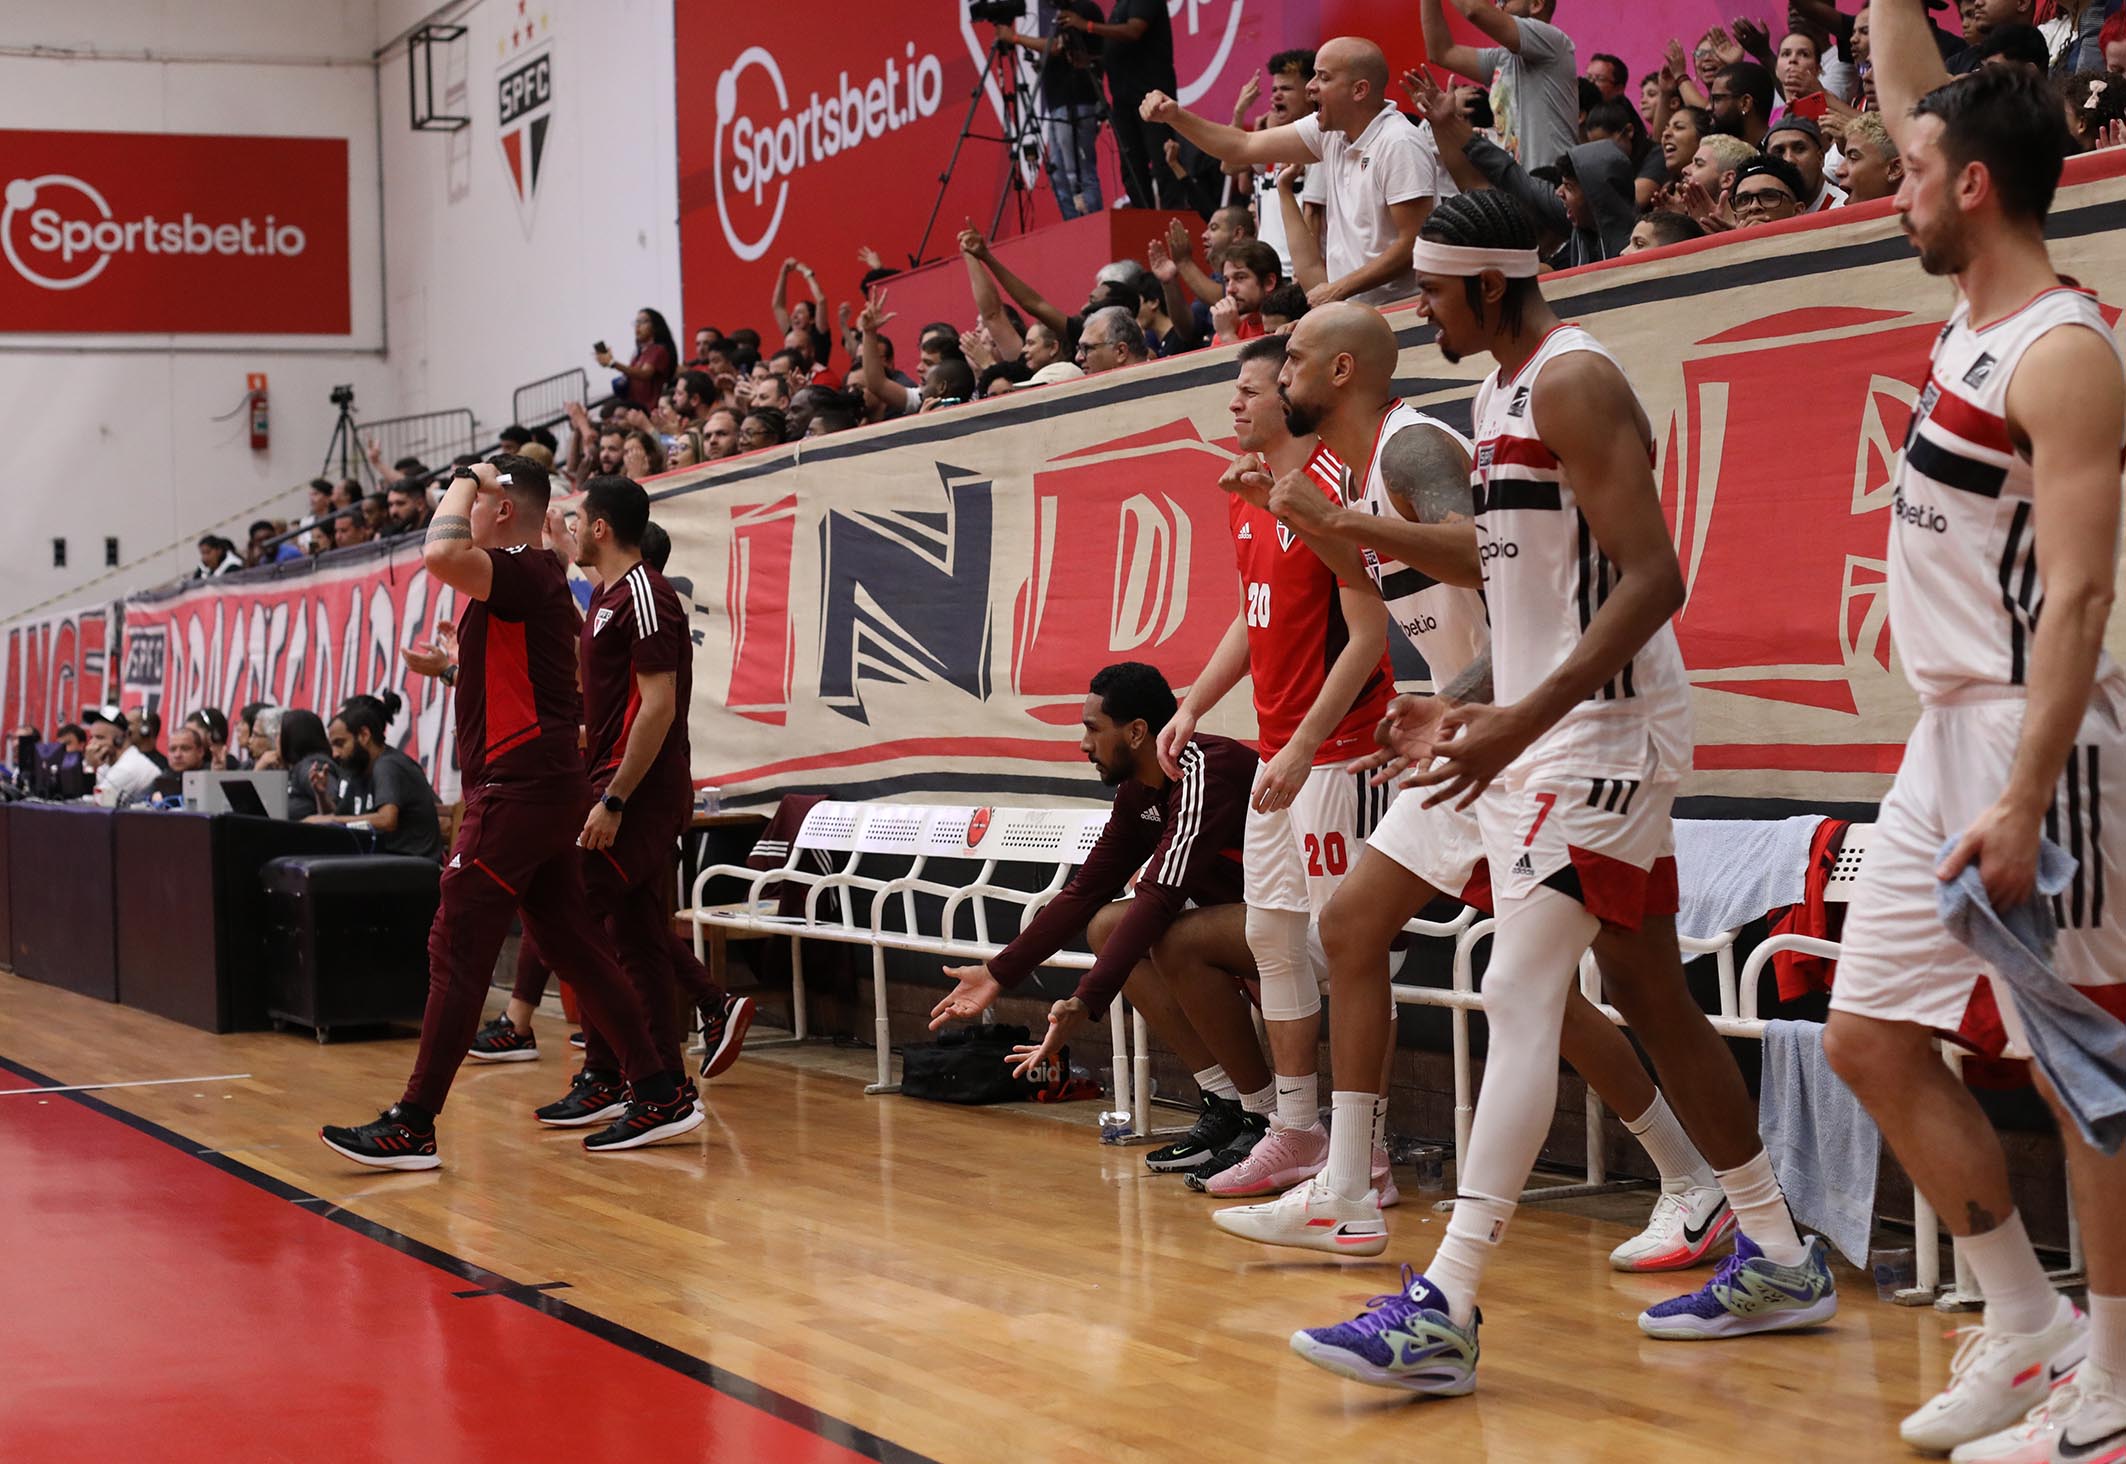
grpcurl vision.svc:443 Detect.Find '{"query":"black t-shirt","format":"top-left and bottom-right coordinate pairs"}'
top-left (1103, 0), bottom-right (1175, 99)
top-left (1042, 0), bottom-right (1104, 110)
top-left (332, 747), bottom-right (444, 861)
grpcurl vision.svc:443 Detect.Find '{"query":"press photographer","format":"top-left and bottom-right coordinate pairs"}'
top-left (985, 0), bottom-right (1107, 220)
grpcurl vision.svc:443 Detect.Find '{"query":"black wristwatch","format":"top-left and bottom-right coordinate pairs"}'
top-left (439, 664), bottom-right (458, 686)
top-left (600, 792), bottom-right (625, 815)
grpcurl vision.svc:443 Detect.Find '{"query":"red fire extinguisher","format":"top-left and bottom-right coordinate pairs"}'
top-left (247, 372), bottom-right (269, 452)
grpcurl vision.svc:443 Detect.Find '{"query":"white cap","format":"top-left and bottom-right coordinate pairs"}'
top-left (1027, 361), bottom-right (1086, 385)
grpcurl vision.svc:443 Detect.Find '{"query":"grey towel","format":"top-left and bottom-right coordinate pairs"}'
top-left (1759, 1019), bottom-right (1880, 1267)
top-left (1937, 836), bottom-right (2126, 1156)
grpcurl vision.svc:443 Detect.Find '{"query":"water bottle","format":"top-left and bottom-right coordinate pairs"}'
top-left (1098, 1109), bottom-right (1134, 1143)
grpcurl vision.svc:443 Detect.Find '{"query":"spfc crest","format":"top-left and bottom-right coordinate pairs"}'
top-left (966, 806), bottom-right (994, 848)
top-left (593, 607), bottom-right (614, 635)
top-left (496, 15), bottom-right (554, 237)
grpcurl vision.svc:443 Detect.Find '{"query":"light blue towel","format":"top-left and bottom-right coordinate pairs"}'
top-left (1674, 816), bottom-right (1823, 940)
top-left (1937, 836), bottom-right (2126, 1157)
top-left (1759, 1019), bottom-right (1880, 1267)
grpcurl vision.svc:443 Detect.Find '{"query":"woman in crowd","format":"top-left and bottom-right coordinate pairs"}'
top-left (275, 708), bottom-right (334, 822)
top-left (668, 428), bottom-right (707, 469)
top-left (1659, 105), bottom-right (1710, 193)
top-left (1774, 31), bottom-right (1830, 122)
top-left (247, 706), bottom-right (283, 768)
top-left (597, 307), bottom-right (679, 412)
top-left (739, 409), bottom-right (787, 452)
top-left (622, 427), bottom-right (667, 479)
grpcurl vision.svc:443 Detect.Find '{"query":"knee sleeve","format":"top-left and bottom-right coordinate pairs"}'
top-left (1249, 905), bottom-right (1320, 1021)
top-left (1457, 889), bottom-right (1600, 1205)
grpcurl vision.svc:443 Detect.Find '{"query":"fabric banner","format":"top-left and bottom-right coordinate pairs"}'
top-left (0, 130), bottom-right (351, 335)
top-left (117, 544), bottom-right (463, 798)
top-left (650, 151), bottom-right (2126, 811)
top-left (0, 601), bottom-right (119, 738)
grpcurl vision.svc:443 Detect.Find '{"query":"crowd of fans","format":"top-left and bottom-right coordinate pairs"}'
top-left (168, 0), bottom-right (2126, 575)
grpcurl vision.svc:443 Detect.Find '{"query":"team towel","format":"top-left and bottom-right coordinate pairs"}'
top-left (1674, 816), bottom-right (1824, 940)
top-left (1759, 1019), bottom-right (1880, 1267)
top-left (1937, 836), bottom-right (2126, 1156)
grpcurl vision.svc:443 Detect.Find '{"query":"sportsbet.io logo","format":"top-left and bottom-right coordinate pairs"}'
top-left (1, 173), bottom-right (307, 292)
top-left (713, 44), bottom-right (946, 263)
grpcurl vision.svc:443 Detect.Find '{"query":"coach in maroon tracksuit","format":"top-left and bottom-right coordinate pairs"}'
top-left (320, 456), bottom-right (694, 1170)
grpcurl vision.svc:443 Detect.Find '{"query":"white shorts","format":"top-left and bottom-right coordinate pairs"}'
top-left (1831, 682), bottom-right (2126, 1057)
top-left (1366, 780), bottom-right (1492, 909)
top-left (1244, 761), bottom-right (1394, 917)
top-left (1474, 732), bottom-right (1680, 928)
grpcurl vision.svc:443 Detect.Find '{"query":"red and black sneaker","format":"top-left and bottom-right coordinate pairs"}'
top-left (533, 1071), bottom-right (628, 1128)
top-left (467, 1015), bottom-right (539, 1063)
top-left (583, 1088), bottom-right (705, 1153)
top-left (699, 993), bottom-right (758, 1080)
top-left (320, 1106), bottom-right (440, 1171)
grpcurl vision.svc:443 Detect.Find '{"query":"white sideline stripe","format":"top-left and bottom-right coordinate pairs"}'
top-left (0, 1072), bottom-right (252, 1096)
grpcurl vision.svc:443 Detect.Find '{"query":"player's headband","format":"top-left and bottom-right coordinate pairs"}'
top-left (1409, 240), bottom-right (1542, 279)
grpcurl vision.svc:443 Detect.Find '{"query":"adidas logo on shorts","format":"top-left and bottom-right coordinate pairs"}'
top-left (1512, 853), bottom-right (1533, 875)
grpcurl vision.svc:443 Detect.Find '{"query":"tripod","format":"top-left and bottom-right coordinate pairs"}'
top-left (912, 39), bottom-right (1050, 266)
top-left (320, 386), bottom-right (368, 487)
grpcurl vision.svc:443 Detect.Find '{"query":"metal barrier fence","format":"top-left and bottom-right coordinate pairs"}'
top-left (512, 368), bottom-right (591, 433)
top-left (354, 408), bottom-right (480, 476)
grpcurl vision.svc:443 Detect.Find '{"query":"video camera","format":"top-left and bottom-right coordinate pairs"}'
top-left (968, 0), bottom-right (1024, 24)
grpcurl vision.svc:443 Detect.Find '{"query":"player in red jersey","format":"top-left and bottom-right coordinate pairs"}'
top-left (321, 456), bottom-right (690, 1169)
top-left (1158, 333), bottom-right (1399, 1203)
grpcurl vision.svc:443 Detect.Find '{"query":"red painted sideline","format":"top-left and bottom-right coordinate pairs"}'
top-left (0, 1067), bottom-right (903, 1464)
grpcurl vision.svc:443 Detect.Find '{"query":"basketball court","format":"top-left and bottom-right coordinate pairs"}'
top-left (2, 969), bottom-right (1952, 1463)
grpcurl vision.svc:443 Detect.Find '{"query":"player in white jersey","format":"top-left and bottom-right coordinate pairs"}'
top-left (1290, 193), bottom-right (1837, 1399)
top-left (1819, 10), bottom-right (2126, 1459)
top-left (1205, 302), bottom-right (1736, 1276)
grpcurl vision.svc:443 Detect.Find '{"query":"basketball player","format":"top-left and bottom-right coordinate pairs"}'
top-left (1819, 7), bottom-right (2126, 1456)
top-left (928, 661), bottom-right (1282, 1176)
top-left (1207, 301), bottom-right (1734, 1274)
top-left (523, 475), bottom-right (718, 1141)
top-left (1291, 194), bottom-right (1837, 1395)
top-left (1156, 334), bottom-right (1398, 1203)
top-left (321, 456), bottom-right (694, 1168)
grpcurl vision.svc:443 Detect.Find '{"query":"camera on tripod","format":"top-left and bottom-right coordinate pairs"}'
top-left (967, 0), bottom-right (1025, 25)
top-left (329, 384), bottom-right (356, 408)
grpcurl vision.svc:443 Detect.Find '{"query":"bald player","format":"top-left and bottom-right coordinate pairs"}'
top-left (1212, 302), bottom-right (1733, 1274)
top-left (1142, 38), bottom-right (1442, 308)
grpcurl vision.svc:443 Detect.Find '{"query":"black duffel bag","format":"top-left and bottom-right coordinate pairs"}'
top-left (899, 1023), bottom-right (1065, 1104)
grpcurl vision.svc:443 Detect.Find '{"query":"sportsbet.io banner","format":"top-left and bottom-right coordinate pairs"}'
top-left (652, 150), bottom-right (2126, 811)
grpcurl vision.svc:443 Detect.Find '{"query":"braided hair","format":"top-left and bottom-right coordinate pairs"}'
top-left (1418, 191), bottom-right (1542, 337)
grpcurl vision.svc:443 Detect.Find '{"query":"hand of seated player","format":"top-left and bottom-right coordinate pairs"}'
top-left (929, 963), bottom-right (1002, 1030)
top-left (1007, 998), bottom-right (1084, 1079)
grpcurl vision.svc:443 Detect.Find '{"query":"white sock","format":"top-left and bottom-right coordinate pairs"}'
top-left (1371, 1092), bottom-right (1389, 1156)
top-left (1327, 1091), bottom-right (1374, 1200)
top-left (2090, 1293), bottom-right (2126, 1380)
top-left (1427, 1192), bottom-right (1515, 1326)
top-left (1714, 1150), bottom-right (1808, 1265)
top-left (1239, 1081), bottom-right (1275, 1118)
top-left (1624, 1091), bottom-right (1716, 1193)
top-left (1273, 1071), bottom-right (1318, 1132)
top-left (1957, 1211), bottom-right (2058, 1336)
top-left (1193, 1064), bottom-right (1239, 1102)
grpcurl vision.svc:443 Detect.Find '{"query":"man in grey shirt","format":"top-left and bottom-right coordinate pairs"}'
top-left (1421, 0), bottom-right (1579, 172)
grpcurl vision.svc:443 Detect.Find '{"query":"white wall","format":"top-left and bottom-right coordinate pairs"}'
top-left (0, 1), bottom-right (389, 619)
top-left (0, 0), bottom-right (686, 622)
top-left (370, 0), bottom-right (682, 441)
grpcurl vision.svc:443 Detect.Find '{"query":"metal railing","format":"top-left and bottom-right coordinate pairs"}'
top-left (512, 367), bottom-right (599, 433)
top-left (354, 407), bottom-right (479, 474)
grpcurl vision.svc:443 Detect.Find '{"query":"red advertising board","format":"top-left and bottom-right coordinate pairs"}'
top-left (673, 1), bottom-right (1322, 338)
top-left (0, 130), bottom-right (350, 334)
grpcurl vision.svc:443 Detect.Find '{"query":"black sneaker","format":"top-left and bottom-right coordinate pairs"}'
top-left (699, 993), bottom-right (758, 1080)
top-left (534, 1071), bottom-right (628, 1128)
top-left (584, 1088), bottom-right (706, 1153)
top-left (1184, 1111), bottom-right (1269, 1191)
top-left (568, 1031), bottom-right (585, 1050)
top-left (319, 1106), bottom-right (440, 1171)
top-left (1145, 1093), bottom-right (1248, 1174)
top-left (466, 1015), bottom-right (539, 1063)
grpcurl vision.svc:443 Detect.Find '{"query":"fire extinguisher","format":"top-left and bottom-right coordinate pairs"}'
top-left (247, 372), bottom-right (269, 452)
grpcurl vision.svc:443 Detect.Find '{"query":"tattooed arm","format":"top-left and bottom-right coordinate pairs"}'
top-left (1266, 423), bottom-right (1483, 587)
top-left (421, 463), bottom-right (495, 600)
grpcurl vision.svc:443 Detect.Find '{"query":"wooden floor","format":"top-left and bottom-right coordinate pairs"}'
top-left (0, 970), bottom-right (1960, 1463)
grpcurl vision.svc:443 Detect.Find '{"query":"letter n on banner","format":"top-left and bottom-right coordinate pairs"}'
top-left (816, 467), bottom-right (993, 725)
top-left (726, 496), bottom-right (798, 725)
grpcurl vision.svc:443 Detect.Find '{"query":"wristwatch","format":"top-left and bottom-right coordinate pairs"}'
top-left (600, 792), bottom-right (625, 815)
top-left (439, 664), bottom-right (458, 686)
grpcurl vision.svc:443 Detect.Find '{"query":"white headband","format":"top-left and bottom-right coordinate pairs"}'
top-left (1409, 239), bottom-right (1542, 278)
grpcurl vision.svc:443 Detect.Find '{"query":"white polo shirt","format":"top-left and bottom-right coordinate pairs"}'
top-left (1292, 104), bottom-right (1439, 308)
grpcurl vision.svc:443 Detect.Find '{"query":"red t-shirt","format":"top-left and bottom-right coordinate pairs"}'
top-left (626, 343), bottom-right (675, 409)
top-left (1230, 442), bottom-right (1394, 764)
top-left (1235, 312), bottom-right (1268, 340)
top-left (454, 545), bottom-right (587, 797)
top-left (580, 560), bottom-right (693, 800)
